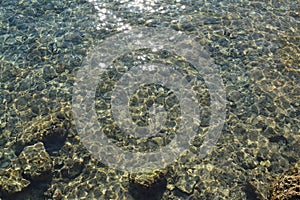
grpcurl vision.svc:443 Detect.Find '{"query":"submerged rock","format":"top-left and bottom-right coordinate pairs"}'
top-left (15, 106), bottom-right (71, 155)
top-left (0, 167), bottom-right (30, 194)
top-left (270, 161), bottom-right (300, 200)
top-left (19, 142), bottom-right (53, 180)
top-left (129, 169), bottom-right (168, 188)
top-left (129, 169), bottom-right (168, 200)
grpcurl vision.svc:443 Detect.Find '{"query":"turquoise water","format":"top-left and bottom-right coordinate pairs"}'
top-left (0, 0), bottom-right (299, 199)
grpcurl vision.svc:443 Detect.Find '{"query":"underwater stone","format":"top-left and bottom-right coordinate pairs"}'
top-left (19, 142), bottom-right (53, 180)
top-left (129, 169), bottom-right (168, 188)
top-left (0, 167), bottom-right (30, 194)
top-left (270, 161), bottom-right (300, 200)
top-left (175, 169), bottom-right (199, 194)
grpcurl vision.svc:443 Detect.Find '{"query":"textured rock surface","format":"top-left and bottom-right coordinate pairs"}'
top-left (19, 142), bottom-right (53, 180)
top-left (270, 161), bottom-right (300, 200)
top-left (129, 169), bottom-right (168, 188)
top-left (14, 105), bottom-right (71, 154)
top-left (0, 0), bottom-right (299, 199)
top-left (0, 167), bottom-right (30, 194)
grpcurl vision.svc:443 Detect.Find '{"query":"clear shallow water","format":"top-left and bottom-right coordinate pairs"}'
top-left (0, 0), bottom-right (299, 199)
